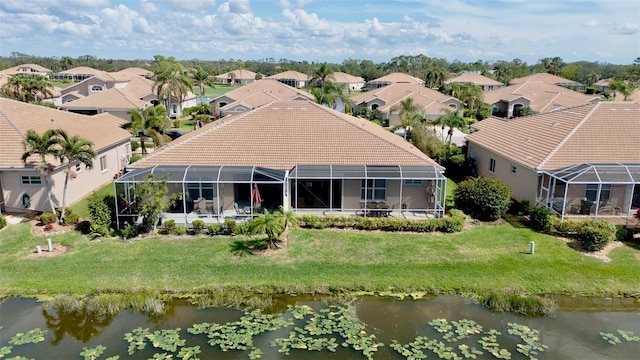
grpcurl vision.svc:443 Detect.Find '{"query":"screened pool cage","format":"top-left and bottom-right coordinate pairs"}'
top-left (538, 163), bottom-right (640, 225)
top-left (115, 164), bottom-right (447, 228)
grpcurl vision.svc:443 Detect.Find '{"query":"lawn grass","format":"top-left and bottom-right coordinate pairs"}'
top-left (203, 84), bottom-right (234, 97)
top-left (1, 220), bottom-right (638, 298)
top-left (69, 181), bottom-right (115, 219)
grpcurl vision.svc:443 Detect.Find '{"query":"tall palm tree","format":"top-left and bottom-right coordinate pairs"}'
top-left (152, 64), bottom-right (193, 117)
top-left (129, 105), bottom-right (170, 155)
top-left (609, 80), bottom-right (638, 101)
top-left (191, 65), bottom-right (212, 102)
top-left (311, 63), bottom-right (333, 87)
top-left (21, 129), bottom-right (60, 216)
top-left (55, 130), bottom-right (96, 223)
top-left (59, 56), bottom-right (75, 71)
top-left (424, 62), bottom-right (447, 89)
top-left (432, 109), bottom-right (466, 146)
top-left (393, 97), bottom-right (422, 139)
top-left (310, 81), bottom-right (353, 111)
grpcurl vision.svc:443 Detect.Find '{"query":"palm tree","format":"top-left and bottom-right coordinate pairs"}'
top-left (310, 81), bottom-right (353, 111)
top-left (1, 74), bottom-right (29, 101)
top-left (393, 97), bottom-right (422, 139)
top-left (249, 210), bottom-right (284, 249)
top-left (432, 109), bottom-right (466, 146)
top-left (152, 63), bottom-right (193, 117)
top-left (609, 80), bottom-right (638, 101)
top-left (275, 205), bottom-right (299, 234)
top-left (458, 84), bottom-right (484, 111)
top-left (55, 130), bottom-right (96, 223)
top-left (492, 62), bottom-right (511, 85)
top-left (129, 105), bottom-right (170, 155)
top-left (21, 129), bottom-right (60, 216)
top-left (191, 66), bottom-right (212, 102)
top-left (59, 56), bottom-right (75, 71)
top-left (311, 63), bottom-right (333, 87)
top-left (424, 62), bottom-right (447, 89)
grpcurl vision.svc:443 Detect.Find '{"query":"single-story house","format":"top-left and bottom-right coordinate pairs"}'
top-left (351, 83), bottom-right (463, 127)
top-left (0, 63), bottom-right (51, 77)
top-left (444, 73), bottom-right (504, 91)
top-left (52, 66), bottom-right (105, 82)
top-left (327, 72), bottom-right (365, 91)
top-left (209, 79), bottom-right (312, 116)
top-left (466, 102), bottom-right (640, 225)
top-left (509, 73), bottom-right (585, 91)
top-left (267, 71), bottom-right (311, 88)
top-left (484, 81), bottom-right (600, 118)
top-left (215, 69), bottom-right (258, 85)
top-left (0, 98), bottom-right (132, 214)
top-left (365, 72), bottom-right (424, 89)
top-left (115, 100), bottom-right (447, 227)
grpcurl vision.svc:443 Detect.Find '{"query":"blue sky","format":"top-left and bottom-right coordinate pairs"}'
top-left (0, 0), bottom-right (638, 65)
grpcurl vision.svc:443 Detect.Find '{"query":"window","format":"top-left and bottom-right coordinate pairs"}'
top-left (21, 175), bottom-right (42, 185)
top-left (404, 179), bottom-right (423, 186)
top-left (511, 165), bottom-right (517, 175)
top-left (90, 85), bottom-right (103, 92)
top-left (361, 179), bottom-right (386, 201)
top-left (489, 158), bottom-right (496, 173)
top-left (100, 156), bottom-right (107, 172)
top-left (187, 182), bottom-right (215, 200)
top-left (75, 163), bottom-right (82, 173)
top-left (585, 184), bottom-right (611, 202)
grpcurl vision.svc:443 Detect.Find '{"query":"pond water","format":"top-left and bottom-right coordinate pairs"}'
top-left (1, 295), bottom-right (639, 359)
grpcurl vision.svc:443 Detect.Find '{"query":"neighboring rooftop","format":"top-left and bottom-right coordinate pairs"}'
top-left (351, 82), bottom-right (461, 113)
top-left (444, 73), bottom-right (503, 87)
top-left (483, 81), bottom-right (600, 113)
top-left (327, 72), bottom-right (365, 84)
top-left (466, 102), bottom-right (640, 170)
top-left (510, 73), bottom-right (583, 87)
top-left (267, 70), bottom-right (311, 81)
top-left (367, 72), bottom-right (424, 87)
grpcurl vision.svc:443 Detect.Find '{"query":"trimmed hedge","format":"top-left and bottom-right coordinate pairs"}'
top-left (0, 214), bottom-right (6, 230)
top-left (299, 210), bottom-right (465, 233)
top-left (453, 178), bottom-right (511, 221)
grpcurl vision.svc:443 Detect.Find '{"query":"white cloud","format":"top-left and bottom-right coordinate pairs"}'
top-left (140, 0), bottom-right (159, 14)
top-left (68, 0), bottom-right (110, 8)
top-left (609, 23), bottom-right (639, 35)
top-left (164, 0), bottom-right (217, 12)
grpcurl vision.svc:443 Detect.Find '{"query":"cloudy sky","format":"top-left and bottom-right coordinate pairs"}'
top-left (0, 0), bottom-right (638, 65)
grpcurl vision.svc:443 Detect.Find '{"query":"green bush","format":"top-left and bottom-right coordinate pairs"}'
top-left (453, 177), bottom-right (512, 221)
top-left (577, 220), bottom-right (615, 251)
top-left (89, 223), bottom-right (111, 239)
top-left (206, 223), bottom-right (223, 236)
top-left (172, 119), bottom-right (181, 128)
top-left (0, 214), bottom-right (6, 230)
top-left (529, 206), bottom-right (552, 232)
top-left (130, 139), bottom-right (140, 152)
top-left (615, 225), bottom-right (631, 242)
top-left (192, 219), bottom-right (205, 234)
top-left (63, 212), bottom-right (79, 226)
top-left (40, 211), bottom-right (58, 225)
top-left (88, 193), bottom-right (112, 227)
top-left (130, 154), bottom-right (143, 163)
top-left (121, 223), bottom-right (138, 240)
top-left (175, 225), bottom-right (188, 235)
top-left (164, 219), bottom-right (176, 234)
top-left (298, 212), bottom-right (465, 233)
top-left (232, 221), bottom-right (252, 235)
top-left (223, 219), bottom-right (237, 234)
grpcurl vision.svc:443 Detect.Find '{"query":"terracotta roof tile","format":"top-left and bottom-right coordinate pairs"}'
top-left (351, 83), bottom-right (461, 112)
top-left (444, 73), bottom-right (503, 86)
top-left (267, 70), bottom-right (311, 81)
top-left (215, 69), bottom-right (258, 80)
top-left (483, 81), bottom-right (599, 113)
top-left (368, 72), bottom-right (424, 85)
top-left (510, 73), bottom-right (582, 86)
top-left (129, 100), bottom-right (441, 170)
top-left (328, 72), bottom-right (365, 84)
top-left (466, 102), bottom-right (640, 170)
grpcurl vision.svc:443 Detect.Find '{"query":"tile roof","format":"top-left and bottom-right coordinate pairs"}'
top-left (465, 102), bottom-right (640, 170)
top-left (267, 70), bottom-right (311, 81)
top-left (444, 73), bottom-right (502, 86)
top-left (214, 79), bottom-right (312, 106)
top-left (483, 81), bottom-right (599, 113)
top-left (0, 98), bottom-right (131, 169)
top-left (215, 69), bottom-right (258, 80)
top-left (112, 67), bottom-right (152, 78)
top-left (351, 83), bottom-right (461, 113)
top-left (0, 63), bottom-right (51, 74)
top-left (510, 73), bottom-right (582, 86)
top-left (59, 76), bottom-right (155, 110)
top-left (368, 72), bottom-right (424, 85)
top-left (328, 72), bottom-right (365, 84)
top-left (129, 100), bottom-right (442, 170)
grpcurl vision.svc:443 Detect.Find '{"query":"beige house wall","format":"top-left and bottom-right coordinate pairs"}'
top-left (1, 141), bottom-right (131, 213)
top-left (468, 142), bottom-right (539, 203)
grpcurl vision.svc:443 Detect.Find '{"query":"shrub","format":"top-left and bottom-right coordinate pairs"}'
top-left (40, 211), bottom-right (58, 225)
top-left (192, 219), bottom-right (205, 234)
top-left (172, 119), bottom-right (181, 128)
top-left (297, 213), bottom-right (465, 233)
top-left (0, 214), bottom-right (6, 230)
top-left (63, 212), bottom-right (79, 226)
top-left (615, 225), bottom-right (631, 242)
top-left (577, 220), bottom-right (615, 251)
top-left (88, 192), bottom-right (112, 227)
top-left (175, 225), bottom-right (188, 235)
top-left (223, 219), bottom-right (237, 234)
top-left (510, 199), bottom-right (531, 215)
top-left (44, 223), bottom-right (54, 231)
top-left (233, 221), bottom-right (252, 235)
top-left (89, 223), bottom-right (111, 239)
top-left (453, 177), bottom-right (512, 221)
top-left (130, 154), bottom-right (143, 163)
top-left (121, 223), bottom-right (138, 240)
top-left (206, 223), bottom-right (223, 236)
top-left (130, 139), bottom-right (140, 152)
top-left (164, 219), bottom-right (176, 234)
top-left (529, 206), bottom-right (552, 232)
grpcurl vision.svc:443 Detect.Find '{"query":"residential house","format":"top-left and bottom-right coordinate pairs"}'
top-left (209, 79), bottom-right (312, 116)
top-left (351, 83), bottom-right (463, 127)
top-left (267, 70), bottom-right (311, 88)
top-left (365, 72), bottom-right (424, 89)
top-left (466, 102), bottom-right (640, 224)
top-left (215, 69), bottom-right (258, 85)
top-left (115, 100), bottom-right (447, 226)
top-left (444, 73), bottom-right (504, 91)
top-left (52, 66), bottom-right (105, 82)
top-left (327, 72), bottom-right (365, 91)
top-left (484, 81), bottom-right (600, 118)
top-left (510, 73), bottom-right (585, 91)
top-left (0, 98), bottom-right (132, 214)
top-left (0, 63), bottom-right (51, 77)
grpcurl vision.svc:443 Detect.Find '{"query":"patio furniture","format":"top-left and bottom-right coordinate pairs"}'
top-left (195, 198), bottom-right (210, 216)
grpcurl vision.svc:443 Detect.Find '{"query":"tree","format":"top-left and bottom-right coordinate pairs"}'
top-left (132, 174), bottom-right (174, 233)
top-left (128, 105), bottom-right (170, 155)
top-left (432, 109), bottom-right (466, 146)
top-left (21, 129), bottom-right (61, 217)
top-left (608, 80), bottom-right (638, 101)
top-left (55, 130), bottom-right (96, 223)
top-left (424, 62), bottom-right (447, 89)
top-left (152, 56), bottom-right (193, 117)
top-left (249, 210), bottom-right (284, 249)
top-left (311, 62), bottom-right (333, 87)
top-left (59, 56), bottom-right (75, 71)
top-left (310, 81), bottom-right (353, 111)
top-left (454, 177), bottom-right (512, 221)
top-left (190, 65), bottom-right (212, 101)
top-left (538, 57), bottom-right (563, 75)
top-left (492, 61), bottom-right (512, 84)
top-left (1, 74), bottom-right (53, 103)
top-left (392, 97), bottom-right (422, 139)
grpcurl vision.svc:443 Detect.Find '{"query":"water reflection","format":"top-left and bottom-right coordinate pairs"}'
top-left (42, 306), bottom-right (115, 345)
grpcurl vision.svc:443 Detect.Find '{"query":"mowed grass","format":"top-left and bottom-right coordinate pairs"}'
top-left (1, 220), bottom-right (638, 297)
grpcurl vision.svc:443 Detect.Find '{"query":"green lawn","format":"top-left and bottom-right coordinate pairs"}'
top-left (1, 219), bottom-right (638, 297)
top-left (70, 182), bottom-right (115, 219)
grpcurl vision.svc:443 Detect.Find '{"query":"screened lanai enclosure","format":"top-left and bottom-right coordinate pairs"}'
top-left (538, 163), bottom-right (640, 226)
top-left (115, 164), bottom-right (447, 228)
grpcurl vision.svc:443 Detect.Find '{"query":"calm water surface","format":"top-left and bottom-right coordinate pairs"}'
top-left (1, 295), bottom-right (639, 359)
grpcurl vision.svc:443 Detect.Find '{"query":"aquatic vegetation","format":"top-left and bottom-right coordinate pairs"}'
top-left (601, 330), bottom-right (639, 345)
top-left (176, 346), bottom-right (201, 359)
top-left (9, 329), bottom-right (47, 346)
top-left (507, 323), bottom-right (548, 358)
top-left (617, 330), bottom-right (640, 342)
top-left (79, 345), bottom-right (106, 360)
top-left (0, 345), bottom-right (12, 357)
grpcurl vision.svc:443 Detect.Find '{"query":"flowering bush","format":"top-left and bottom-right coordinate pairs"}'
top-left (44, 223), bottom-right (54, 231)
top-left (635, 208), bottom-right (640, 219)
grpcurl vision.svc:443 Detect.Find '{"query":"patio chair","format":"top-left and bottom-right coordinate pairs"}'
top-left (234, 202), bottom-right (249, 218)
top-left (196, 198), bottom-right (209, 216)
